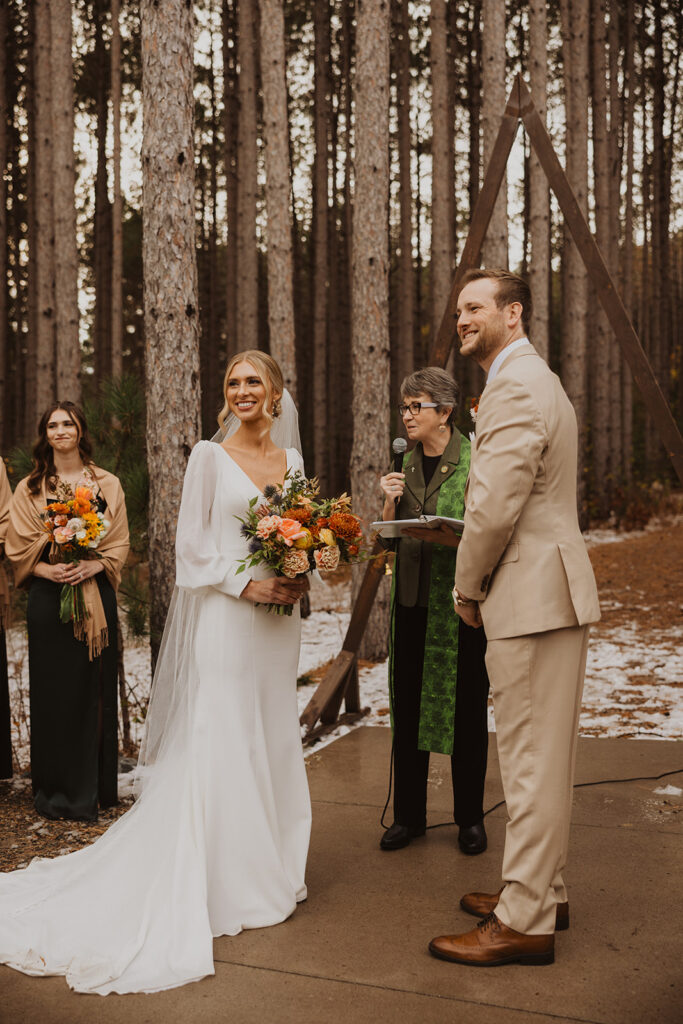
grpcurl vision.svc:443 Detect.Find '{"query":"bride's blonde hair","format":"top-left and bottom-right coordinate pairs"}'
top-left (217, 350), bottom-right (284, 434)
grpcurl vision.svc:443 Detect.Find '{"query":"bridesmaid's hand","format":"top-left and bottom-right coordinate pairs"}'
top-left (241, 577), bottom-right (309, 606)
top-left (62, 561), bottom-right (103, 586)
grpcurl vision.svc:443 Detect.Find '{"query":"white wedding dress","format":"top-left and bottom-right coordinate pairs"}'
top-left (0, 441), bottom-right (311, 994)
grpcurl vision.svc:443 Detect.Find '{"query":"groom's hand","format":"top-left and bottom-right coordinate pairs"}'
top-left (453, 590), bottom-right (482, 628)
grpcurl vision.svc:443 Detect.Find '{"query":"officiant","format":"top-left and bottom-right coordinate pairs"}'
top-left (378, 367), bottom-right (489, 853)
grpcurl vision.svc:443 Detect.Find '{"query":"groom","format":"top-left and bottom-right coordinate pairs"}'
top-left (429, 268), bottom-right (600, 966)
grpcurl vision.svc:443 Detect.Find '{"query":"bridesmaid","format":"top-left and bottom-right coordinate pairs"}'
top-left (5, 402), bottom-right (129, 820)
top-left (0, 457), bottom-right (12, 779)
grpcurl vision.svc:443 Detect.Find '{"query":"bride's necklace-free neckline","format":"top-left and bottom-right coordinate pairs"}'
top-left (219, 444), bottom-right (288, 495)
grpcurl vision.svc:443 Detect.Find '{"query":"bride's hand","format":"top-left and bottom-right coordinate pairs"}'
top-left (241, 577), bottom-right (309, 606)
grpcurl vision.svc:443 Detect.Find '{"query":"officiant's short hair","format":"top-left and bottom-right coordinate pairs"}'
top-left (459, 268), bottom-right (532, 334)
top-left (400, 367), bottom-right (459, 425)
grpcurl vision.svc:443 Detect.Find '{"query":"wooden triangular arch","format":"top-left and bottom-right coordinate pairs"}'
top-left (300, 72), bottom-right (683, 744)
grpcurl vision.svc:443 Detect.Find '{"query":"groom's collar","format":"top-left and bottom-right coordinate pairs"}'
top-left (486, 336), bottom-right (530, 385)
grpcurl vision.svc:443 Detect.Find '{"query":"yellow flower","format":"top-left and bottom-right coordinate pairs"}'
top-left (293, 528), bottom-right (314, 549)
top-left (319, 528), bottom-right (336, 546)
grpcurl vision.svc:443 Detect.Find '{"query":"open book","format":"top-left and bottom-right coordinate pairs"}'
top-left (370, 515), bottom-right (465, 539)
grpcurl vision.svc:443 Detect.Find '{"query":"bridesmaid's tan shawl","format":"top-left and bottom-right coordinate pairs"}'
top-left (0, 461), bottom-right (11, 629)
top-left (5, 466), bottom-right (130, 659)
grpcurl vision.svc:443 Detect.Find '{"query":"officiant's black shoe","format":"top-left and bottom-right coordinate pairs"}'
top-left (380, 823), bottom-right (426, 851)
top-left (458, 821), bottom-right (487, 855)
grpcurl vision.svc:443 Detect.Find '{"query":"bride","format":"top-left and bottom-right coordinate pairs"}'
top-left (0, 351), bottom-right (311, 995)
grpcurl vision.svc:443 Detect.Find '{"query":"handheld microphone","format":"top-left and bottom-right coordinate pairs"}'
top-left (392, 436), bottom-right (408, 474)
top-left (391, 437), bottom-right (408, 506)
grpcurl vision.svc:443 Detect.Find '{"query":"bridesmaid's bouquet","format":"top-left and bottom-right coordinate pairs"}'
top-left (236, 470), bottom-right (364, 614)
top-left (42, 483), bottom-right (110, 625)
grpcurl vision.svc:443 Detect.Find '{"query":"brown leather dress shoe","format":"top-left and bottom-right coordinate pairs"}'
top-left (429, 912), bottom-right (554, 966)
top-left (459, 889), bottom-right (570, 931)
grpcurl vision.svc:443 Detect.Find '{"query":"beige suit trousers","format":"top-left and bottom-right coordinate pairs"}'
top-left (486, 624), bottom-right (590, 935)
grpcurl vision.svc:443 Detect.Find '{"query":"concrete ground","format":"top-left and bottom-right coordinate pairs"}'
top-left (2, 727), bottom-right (682, 1024)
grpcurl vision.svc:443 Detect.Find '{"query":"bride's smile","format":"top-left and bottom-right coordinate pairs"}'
top-left (226, 363), bottom-right (270, 422)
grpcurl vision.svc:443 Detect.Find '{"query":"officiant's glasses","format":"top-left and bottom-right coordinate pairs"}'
top-left (398, 401), bottom-right (438, 417)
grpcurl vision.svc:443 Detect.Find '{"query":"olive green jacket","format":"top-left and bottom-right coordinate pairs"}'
top-left (389, 429), bottom-right (464, 608)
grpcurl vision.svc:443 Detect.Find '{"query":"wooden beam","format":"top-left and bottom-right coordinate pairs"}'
top-left (515, 75), bottom-right (683, 483)
top-left (428, 79), bottom-right (521, 367)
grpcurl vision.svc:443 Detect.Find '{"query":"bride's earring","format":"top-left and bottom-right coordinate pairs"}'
top-left (272, 397), bottom-right (282, 419)
top-left (438, 423), bottom-right (446, 432)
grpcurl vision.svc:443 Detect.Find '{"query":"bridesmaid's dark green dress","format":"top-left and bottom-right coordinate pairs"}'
top-left (27, 497), bottom-right (119, 820)
top-left (0, 626), bottom-right (11, 778)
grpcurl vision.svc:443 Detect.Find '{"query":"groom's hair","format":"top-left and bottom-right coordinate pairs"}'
top-left (459, 268), bottom-right (532, 334)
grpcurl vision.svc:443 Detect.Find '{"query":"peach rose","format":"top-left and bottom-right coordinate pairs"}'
top-left (276, 518), bottom-right (307, 547)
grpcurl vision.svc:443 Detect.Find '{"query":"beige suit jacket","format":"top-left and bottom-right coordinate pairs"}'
top-left (455, 343), bottom-right (600, 640)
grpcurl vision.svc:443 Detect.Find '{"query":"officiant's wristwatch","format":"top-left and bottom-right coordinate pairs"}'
top-left (452, 587), bottom-right (476, 607)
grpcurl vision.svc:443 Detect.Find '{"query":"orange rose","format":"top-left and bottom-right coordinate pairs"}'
top-left (276, 518), bottom-right (307, 547)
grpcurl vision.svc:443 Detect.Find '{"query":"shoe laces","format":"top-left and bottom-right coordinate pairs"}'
top-left (476, 912), bottom-right (501, 935)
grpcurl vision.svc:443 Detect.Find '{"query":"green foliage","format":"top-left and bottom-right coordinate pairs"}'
top-left (83, 375), bottom-right (149, 557)
top-left (118, 565), bottom-right (149, 639)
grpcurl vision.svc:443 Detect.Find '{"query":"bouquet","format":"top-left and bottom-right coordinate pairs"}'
top-left (42, 480), bottom-right (110, 626)
top-left (236, 470), bottom-right (364, 614)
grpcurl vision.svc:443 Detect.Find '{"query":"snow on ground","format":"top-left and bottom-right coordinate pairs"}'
top-left (5, 527), bottom-right (682, 770)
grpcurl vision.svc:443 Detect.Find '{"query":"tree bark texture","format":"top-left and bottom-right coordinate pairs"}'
top-left (621, 0), bottom-right (635, 483)
top-left (0, 0), bottom-right (7, 445)
top-left (560, 0), bottom-right (589, 518)
top-left (312, 0), bottom-right (331, 488)
top-left (111, 0), bottom-right (123, 379)
top-left (590, 0), bottom-right (612, 515)
top-left (222, 0), bottom-right (239, 358)
top-left (236, 0), bottom-right (259, 351)
top-left (528, 0), bottom-right (550, 358)
top-left (93, 0), bottom-right (112, 387)
top-left (32, 0), bottom-right (56, 416)
top-left (141, 0), bottom-right (202, 662)
top-left (351, 0), bottom-right (391, 661)
top-left (49, 0), bottom-right (80, 402)
top-left (429, 0), bottom-right (453, 336)
top-left (259, 0), bottom-right (297, 401)
top-left (481, 0), bottom-right (508, 268)
top-left (394, 0), bottom-right (414, 395)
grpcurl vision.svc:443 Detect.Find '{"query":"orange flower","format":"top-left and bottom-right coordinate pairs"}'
top-left (276, 518), bottom-right (307, 546)
top-left (328, 512), bottom-right (362, 541)
top-left (282, 507), bottom-right (312, 524)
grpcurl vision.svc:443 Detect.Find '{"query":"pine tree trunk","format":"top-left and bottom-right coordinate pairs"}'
top-left (312, 0), bottom-right (331, 489)
top-left (607, 0), bottom-right (622, 481)
top-left (24, 0), bottom-right (38, 438)
top-left (0, 0), bottom-right (7, 445)
top-left (481, 0), bottom-right (508, 267)
top-left (430, 0), bottom-right (453, 334)
top-left (394, 0), bottom-right (414, 396)
top-left (590, 0), bottom-right (612, 516)
top-left (32, 0), bottom-right (56, 416)
top-left (351, 0), bottom-right (391, 662)
top-left (259, 0), bottom-right (297, 401)
top-left (621, 0), bottom-right (635, 483)
top-left (236, 0), bottom-right (259, 351)
top-left (50, 0), bottom-right (80, 401)
top-left (111, 0), bottom-right (123, 379)
top-left (93, 0), bottom-right (112, 388)
top-left (560, 0), bottom-right (589, 519)
top-left (222, 0), bottom-right (239, 358)
top-left (141, 0), bottom-right (202, 664)
top-left (528, 0), bottom-right (550, 358)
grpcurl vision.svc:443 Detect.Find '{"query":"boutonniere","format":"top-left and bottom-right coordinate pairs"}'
top-left (470, 396), bottom-right (480, 424)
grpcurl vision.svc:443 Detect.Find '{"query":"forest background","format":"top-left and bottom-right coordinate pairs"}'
top-left (0, 0), bottom-right (681, 661)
